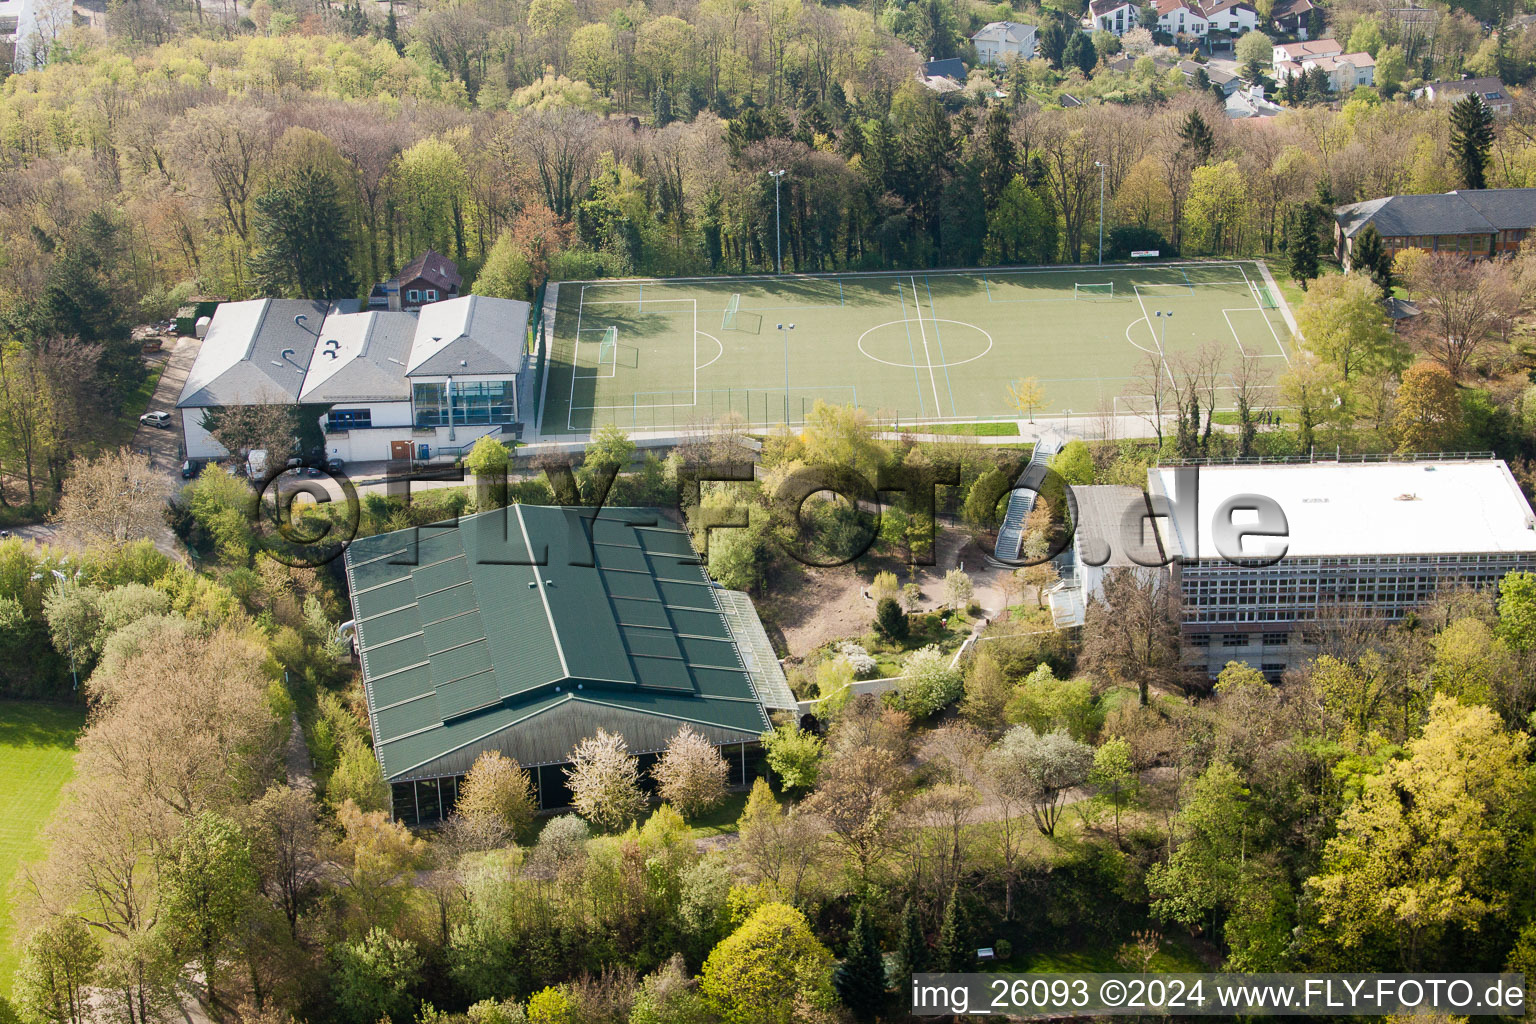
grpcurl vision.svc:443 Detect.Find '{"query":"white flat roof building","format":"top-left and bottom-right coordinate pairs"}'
top-left (1152, 460), bottom-right (1536, 561)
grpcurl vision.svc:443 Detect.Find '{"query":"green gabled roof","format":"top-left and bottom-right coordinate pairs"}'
top-left (343, 506), bottom-right (784, 783)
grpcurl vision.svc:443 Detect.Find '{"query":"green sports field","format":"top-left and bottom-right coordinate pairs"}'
top-left (537, 261), bottom-right (1294, 436)
top-left (0, 702), bottom-right (84, 995)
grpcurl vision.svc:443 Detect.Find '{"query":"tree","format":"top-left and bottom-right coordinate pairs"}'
top-left (52, 448), bottom-right (170, 546)
top-left (1177, 110), bottom-right (1216, 164)
top-left (1287, 203), bottom-right (1321, 288)
top-left (960, 649), bottom-right (1011, 729)
top-left (761, 722), bottom-right (824, 791)
top-left (1350, 224), bottom-right (1394, 294)
top-left (1081, 567), bottom-right (1185, 706)
top-left (161, 811), bottom-right (258, 1005)
top-left (963, 467), bottom-right (1008, 531)
top-left (1295, 273), bottom-right (1404, 385)
top-left (453, 750), bottom-right (537, 848)
top-left (1051, 440), bottom-right (1095, 485)
top-left (1497, 571), bottom-right (1536, 652)
top-left (892, 898), bottom-right (926, 981)
top-left (464, 435), bottom-right (510, 477)
top-left (943, 568), bottom-right (973, 610)
top-left (874, 596), bottom-right (909, 642)
top-left (1401, 252), bottom-right (1524, 380)
top-left (1306, 696), bottom-right (1533, 969)
top-left (988, 725), bottom-right (1093, 836)
top-left (1393, 361), bottom-right (1462, 452)
top-left (934, 882), bottom-right (973, 972)
top-left (832, 905), bottom-right (886, 1020)
top-left (11, 917), bottom-right (101, 1024)
top-left (246, 784), bottom-right (322, 940)
top-left (1147, 760), bottom-right (1265, 931)
top-left (1235, 30), bottom-right (1271, 68)
top-left (247, 165), bottom-right (358, 299)
top-left (332, 927), bottom-right (423, 1024)
top-left (1449, 94), bottom-right (1495, 190)
top-left (871, 570), bottom-right (900, 604)
top-left (897, 646), bottom-right (964, 719)
top-left (1089, 736), bottom-right (1137, 844)
top-left (1007, 377), bottom-right (1045, 422)
top-left (700, 903), bottom-right (837, 1024)
top-left (565, 729), bottom-right (646, 830)
top-left (1063, 30), bottom-right (1097, 75)
top-left (1430, 617), bottom-right (1515, 706)
top-left (652, 726), bottom-right (730, 818)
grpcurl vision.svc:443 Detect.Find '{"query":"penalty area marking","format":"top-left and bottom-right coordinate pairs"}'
top-left (857, 318), bottom-right (994, 370)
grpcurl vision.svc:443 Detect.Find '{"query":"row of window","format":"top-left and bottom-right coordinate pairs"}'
top-left (412, 380), bottom-right (517, 428)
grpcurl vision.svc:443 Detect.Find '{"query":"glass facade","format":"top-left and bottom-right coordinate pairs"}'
top-left (413, 380), bottom-right (516, 428)
top-left (326, 408), bottom-right (372, 431)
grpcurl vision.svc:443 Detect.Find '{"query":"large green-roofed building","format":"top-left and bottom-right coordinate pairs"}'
top-left (342, 504), bottom-right (796, 825)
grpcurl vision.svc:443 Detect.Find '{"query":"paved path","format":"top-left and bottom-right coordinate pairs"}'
top-left (131, 336), bottom-right (201, 473)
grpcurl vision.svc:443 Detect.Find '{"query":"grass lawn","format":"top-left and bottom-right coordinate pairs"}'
top-left (99, 361), bottom-right (167, 451)
top-left (0, 701), bottom-right (85, 995)
top-left (903, 422), bottom-right (1021, 436)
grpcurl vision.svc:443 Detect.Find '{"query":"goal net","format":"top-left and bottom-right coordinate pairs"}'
top-left (1257, 285), bottom-right (1279, 309)
top-left (597, 326), bottom-right (618, 365)
top-left (721, 293), bottom-right (742, 330)
top-left (1074, 282), bottom-right (1114, 300)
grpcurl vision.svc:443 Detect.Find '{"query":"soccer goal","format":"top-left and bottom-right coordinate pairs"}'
top-left (721, 293), bottom-right (742, 330)
top-left (1256, 285), bottom-right (1279, 309)
top-left (596, 326), bottom-right (618, 365)
top-left (1074, 282), bottom-right (1114, 300)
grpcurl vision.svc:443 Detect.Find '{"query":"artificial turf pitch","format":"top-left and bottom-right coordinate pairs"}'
top-left (538, 260), bottom-right (1294, 437)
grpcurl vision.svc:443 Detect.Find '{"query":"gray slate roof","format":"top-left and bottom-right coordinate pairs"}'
top-left (1335, 188), bottom-right (1536, 239)
top-left (177, 299), bottom-right (337, 408)
top-left (299, 311), bottom-right (417, 404)
top-left (1070, 485), bottom-right (1160, 568)
top-left (408, 295), bottom-right (531, 377)
top-left (972, 20), bottom-right (1036, 44)
top-left (344, 505), bottom-right (789, 783)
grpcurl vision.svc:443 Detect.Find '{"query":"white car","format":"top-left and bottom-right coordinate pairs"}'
top-left (139, 411), bottom-right (171, 428)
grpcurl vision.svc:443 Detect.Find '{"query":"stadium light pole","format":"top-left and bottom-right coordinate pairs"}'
top-left (777, 323), bottom-right (796, 426)
top-left (769, 169), bottom-right (787, 274)
top-left (1094, 160), bottom-right (1105, 266)
top-left (1155, 310), bottom-right (1173, 354)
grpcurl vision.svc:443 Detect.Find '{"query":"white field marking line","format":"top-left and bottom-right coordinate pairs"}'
top-left (1236, 264), bottom-right (1292, 364)
top-left (1126, 315), bottom-right (1159, 355)
top-left (856, 319), bottom-right (994, 368)
top-left (696, 331), bottom-right (725, 370)
top-left (909, 276), bottom-right (943, 416)
top-left (568, 297), bottom-right (700, 414)
top-left (1133, 284), bottom-right (1177, 388)
top-left (566, 283), bottom-right (587, 431)
top-left (1223, 308), bottom-right (1290, 360)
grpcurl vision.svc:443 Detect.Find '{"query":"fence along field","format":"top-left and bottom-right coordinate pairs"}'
top-left (538, 261), bottom-right (1294, 436)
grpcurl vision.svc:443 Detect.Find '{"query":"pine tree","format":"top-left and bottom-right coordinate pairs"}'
top-left (652, 87), bottom-right (673, 127)
top-left (1449, 94), bottom-right (1495, 190)
top-left (1064, 31), bottom-right (1097, 75)
top-left (1177, 110), bottom-right (1215, 163)
top-left (1350, 224), bottom-right (1394, 294)
top-left (1287, 204), bottom-right (1320, 289)
top-left (934, 885), bottom-right (971, 972)
top-left (247, 166), bottom-right (358, 299)
top-left (384, 4), bottom-right (401, 52)
top-left (892, 898), bottom-right (927, 980)
top-left (833, 905), bottom-right (888, 1021)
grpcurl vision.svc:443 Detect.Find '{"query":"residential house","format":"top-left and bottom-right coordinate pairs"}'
top-left (1085, 0), bottom-right (1141, 35)
top-left (177, 294), bottom-right (531, 464)
top-left (1334, 187), bottom-right (1536, 267)
top-left (1417, 77), bottom-right (1514, 116)
top-left (368, 250), bottom-right (463, 312)
top-left (1274, 43), bottom-right (1373, 90)
top-left (971, 21), bottom-right (1036, 64)
top-left (1180, 59), bottom-right (1240, 93)
top-left (344, 505), bottom-right (798, 823)
top-left (1226, 83), bottom-right (1285, 117)
top-left (919, 57), bottom-right (966, 92)
top-left (1272, 37), bottom-right (1340, 66)
top-left (1156, 0), bottom-right (1209, 37)
top-left (1201, 0), bottom-right (1259, 34)
top-left (1269, 0), bottom-right (1315, 37)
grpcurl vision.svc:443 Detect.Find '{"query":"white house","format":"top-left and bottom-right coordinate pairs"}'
top-left (1085, 0), bottom-right (1140, 36)
top-left (971, 20), bottom-right (1037, 64)
top-left (1226, 83), bottom-right (1285, 118)
top-left (1156, 0), bottom-right (1209, 37)
top-left (1200, 0), bottom-right (1258, 33)
top-left (1276, 50), bottom-right (1374, 89)
top-left (176, 295), bottom-right (531, 464)
top-left (1272, 37), bottom-right (1341, 66)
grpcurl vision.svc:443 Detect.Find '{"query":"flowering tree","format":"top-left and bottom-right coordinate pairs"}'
top-left (651, 726), bottom-right (730, 819)
top-left (565, 729), bottom-right (646, 830)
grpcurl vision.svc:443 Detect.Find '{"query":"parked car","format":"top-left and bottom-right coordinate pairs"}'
top-left (180, 459), bottom-right (205, 480)
top-left (139, 410), bottom-right (172, 428)
top-left (326, 457), bottom-right (346, 474)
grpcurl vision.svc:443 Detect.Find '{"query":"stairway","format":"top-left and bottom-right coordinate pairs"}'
top-left (990, 436), bottom-right (1061, 565)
